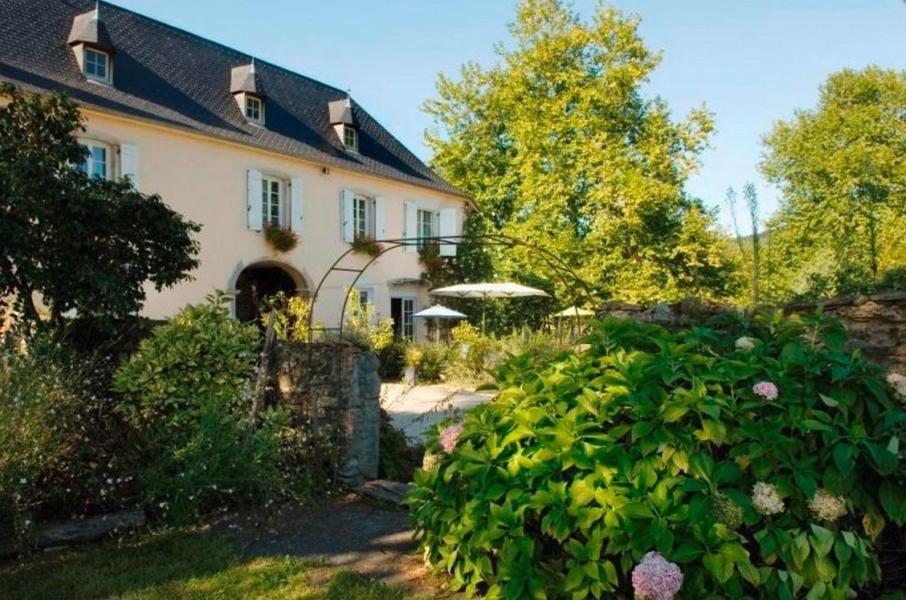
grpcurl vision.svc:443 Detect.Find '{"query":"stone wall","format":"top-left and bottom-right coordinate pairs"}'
top-left (273, 341), bottom-right (381, 486)
top-left (787, 292), bottom-right (906, 374)
top-left (599, 294), bottom-right (906, 374)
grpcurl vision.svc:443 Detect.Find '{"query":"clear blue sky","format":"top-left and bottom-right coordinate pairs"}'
top-left (112, 0), bottom-right (905, 232)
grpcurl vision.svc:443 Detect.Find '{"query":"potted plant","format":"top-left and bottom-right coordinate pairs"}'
top-left (350, 234), bottom-right (383, 258)
top-left (263, 224), bottom-right (298, 253)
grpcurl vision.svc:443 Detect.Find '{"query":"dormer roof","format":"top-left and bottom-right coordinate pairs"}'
top-left (67, 3), bottom-right (114, 52)
top-left (328, 97), bottom-right (356, 126)
top-left (230, 60), bottom-right (264, 97)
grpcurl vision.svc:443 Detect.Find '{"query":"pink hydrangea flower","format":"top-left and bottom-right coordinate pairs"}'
top-left (439, 424), bottom-right (464, 454)
top-left (632, 551), bottom-right (683, 600)
top-left (752, 381), bottom-right (778, 400)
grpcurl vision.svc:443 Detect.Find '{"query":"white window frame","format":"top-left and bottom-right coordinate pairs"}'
top-left (343, 126), bottom-right (358, 152)
top-left (394, 296), bottom-right (416, 340)
top-left (245, 96), bottom-right (264, 125)
top-left (261, 176), bottom-right (283, 227)
top-left (79, 141), bottom-right (111, 180)
top-left (83, 47), bottom-right (111, 84)
top-left (353, 193), bottom-right (375, 239)
top-left (416, 207), bottom-right (439, 248)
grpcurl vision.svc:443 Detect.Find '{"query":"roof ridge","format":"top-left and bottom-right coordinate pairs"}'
top-left (96, 0), bottom-right (350, 97)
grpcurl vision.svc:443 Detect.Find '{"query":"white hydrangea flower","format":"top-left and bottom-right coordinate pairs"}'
top-left (809, 489), bottom-right (847, 522)
top-left (735, 336), bottom-right (756, 352)
top-left (886, 372), bottom-right (906, 401)
top-left (751, 482), bottom-right (785, 516)
top-left (421, 453), bottom-right (442, 472)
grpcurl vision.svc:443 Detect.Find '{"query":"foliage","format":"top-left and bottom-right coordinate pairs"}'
top-left (0, 84), bottom-right (200, 327)
top-left (114, 294), bottom-right (330, 522)
top-left (0, 333), bottom-right (134, 545)
top-left (379, 409), bottom-right (425, 483)
top-left (0, 530), bottom-right (426, 599)
top-left (760, 67), bottom-right (906, 301)
top-left (377, 339), bottom-right (408, 381)
top-left (424, 0), bottom-right (737, 305)
top-left (261, 291), bottom-right (312, 343)
top-left (263, 224), bottom-right (299, 253)
top-left (351, 234), bottom-right (384, 258)
top-left (114, 292), bottom-right (258, 431)
top-left (343, 290), bottom-right (394, 351)
top-left (408, 313), bottom-right (905, 599)
top-left (404, 342), bottom-right (452, 384)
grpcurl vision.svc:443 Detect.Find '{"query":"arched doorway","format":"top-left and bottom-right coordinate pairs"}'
top-left (234, 262), bottom-right (307, 324)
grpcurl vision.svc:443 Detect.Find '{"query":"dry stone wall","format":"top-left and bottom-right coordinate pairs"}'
top-left (273, 341), bottom-right (381, 486)
top-left (599, 294), bottom-right (906, 374)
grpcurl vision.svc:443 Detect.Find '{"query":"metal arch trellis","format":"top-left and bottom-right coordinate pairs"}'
top-left (305, 232), bottom-right (600, 342)
top-left (298, 233), bottom-right (599, 483)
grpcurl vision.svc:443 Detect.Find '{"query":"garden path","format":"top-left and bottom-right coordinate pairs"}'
top-left (212, 493), bottom-right (458, 597)
top-left (381, 383), bottom-right (495, 441)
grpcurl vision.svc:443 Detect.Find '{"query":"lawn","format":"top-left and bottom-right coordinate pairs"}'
top-left (0, 530), bottom-right (430, 600)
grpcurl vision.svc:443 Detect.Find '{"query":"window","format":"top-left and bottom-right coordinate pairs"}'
top-left (245, 96), bottom-right (264, 124)
top-left (78, 142), bottom-right (109, 179)
top-left (343, 126), bottom-right (358, 152)
top-left (84, 48), bottom-right (109, 82)
top-left (353, 194), bottom-right (375, 239)
top-left (417, 208), bottom-right (439, 248)
top-left (391, 297), bottom-right (416, 340)
top-left (261, 177), bottom-right (282, 227)
top-left (357, 288), bottom-right (372, 309)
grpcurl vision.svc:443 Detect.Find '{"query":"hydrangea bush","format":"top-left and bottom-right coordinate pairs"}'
top-left (408, 313), bottom-right (905, 598)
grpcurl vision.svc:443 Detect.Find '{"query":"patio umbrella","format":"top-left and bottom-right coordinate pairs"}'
top-left (429, 282), bottom-right (550, 299)
top-left (429, 282), bottom-right (550, 331)
top-left (551, 306), bottom-right (595, 318)
top-left (413, 304), bottom-right (467, 342)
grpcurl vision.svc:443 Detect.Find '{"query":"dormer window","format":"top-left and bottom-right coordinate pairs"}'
top-left (329, 96), bottom-right (359, 153)
top-left (245, 96), bottom-right (264, 124)
top-left (68, 4), bottom-right (115, 85)
top-left (84, 47), bottom-right (110, 83)
top-left (231, 60), bottom-right (266, 126)
top-left (343, 126), bottom-right (358, 152)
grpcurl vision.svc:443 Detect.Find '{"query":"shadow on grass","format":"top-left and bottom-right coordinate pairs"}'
top-left (0, 530), bottom-right (419, 599)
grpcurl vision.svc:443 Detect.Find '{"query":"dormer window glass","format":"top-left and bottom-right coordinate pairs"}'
top-left (84, 47), bottom-right (110, 82)
top-left (245, 96), bottom-right (264, 124)
top-left (343, 126), bottom-right (358, 152)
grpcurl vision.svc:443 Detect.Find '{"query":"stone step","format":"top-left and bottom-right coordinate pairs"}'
top-left (356, 480), bottom-right (413, 507)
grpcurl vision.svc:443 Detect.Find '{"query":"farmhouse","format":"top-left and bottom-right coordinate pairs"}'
top-left (0, 0), bottom-right (469, 337)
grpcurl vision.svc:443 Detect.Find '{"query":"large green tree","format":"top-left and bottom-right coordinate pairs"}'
top-left (0, 84), bottom-right (200, 327)
top-left (424, 0), bottom-right (737, 304)
top-left (761, 67), bottom-right (906, 299)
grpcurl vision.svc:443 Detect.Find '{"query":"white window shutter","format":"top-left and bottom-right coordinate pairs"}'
top-left (247, 169), bottom-right (263, 231)
top-left (290, 178), bottom-right (304, 235)
top-left (120, 143), bottom-right (140, 189)
top-left (404, 201), bottom-right (417, 253)
top-left (439, 207), bottom-right (458, 256)
top-left (374, 197), bottom-right (386, 240)
top-left (341, 189), bottom-right (355, 243)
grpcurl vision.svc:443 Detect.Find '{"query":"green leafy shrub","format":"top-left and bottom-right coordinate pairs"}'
top-left (404, 342), bottom-right (451, 384)
top-left (114, 292), bottom-right (258, 430)
top-left (0, 334), bottom-right (135, 545)
top-left (408, 313), bottom-right (905, 599)
top-left (113, 294), bottom-right (326, 521)
top-left (378, 409), bottom-right (424, 482)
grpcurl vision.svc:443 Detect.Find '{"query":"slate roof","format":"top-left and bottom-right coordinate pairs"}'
top-left (0, 0), bottom-right (467, 198)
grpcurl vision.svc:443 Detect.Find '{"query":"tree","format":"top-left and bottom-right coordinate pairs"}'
top-left (424, 0), bottom-right (737, 304)
top-left (0, 84), bottom-right (200, 327)
top-left (761, 67), bottom-right (906, 299)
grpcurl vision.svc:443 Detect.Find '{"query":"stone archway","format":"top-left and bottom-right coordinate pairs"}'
top-left (234, 261), bottom-right (308, 324)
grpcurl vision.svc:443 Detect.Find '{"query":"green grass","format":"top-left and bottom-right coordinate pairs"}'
top-left (0, 531), bottom-right (425, 599)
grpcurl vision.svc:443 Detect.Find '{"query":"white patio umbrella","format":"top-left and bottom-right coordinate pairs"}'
top-left (429, 282), bottom-right (550, 331)
top-left (413, 304), bottom-right (467, 342)
top-left (551, 306), bottom-right (595, 318)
